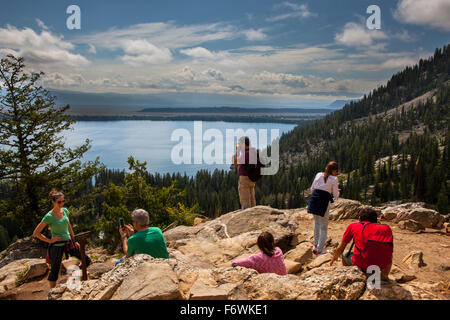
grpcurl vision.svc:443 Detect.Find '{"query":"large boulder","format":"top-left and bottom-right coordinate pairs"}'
top-left (396, 208), bottom-right (444, 229)
top-left (48, 253), bottom-right (369, 301)
top-left (360, 279), bottom-right (445, 300)
top-left (164, 206), bottom-right (298, 267)
top-left (328, 199), bottom-right (380, 221)
top-left (382, 203), bottom-right (444, 229)
top-left (381, 202), bottom-right (427, 221)
top-left (245, 266), bottom-right (365, 300)
top-left (284, 242), bottom-right (313, 265)
top-left (296, 266), bottom-right (367, 300)
top-left (49, 254), bottom-right (178, 300)
top-left (0, 237), bottom-right (47, 269)
top-left (113, 263), bottom-right (181, 300)
top-left (0, 258), bottom-right (48, 294)
top-left (398, 219), bottom-right (425, 232)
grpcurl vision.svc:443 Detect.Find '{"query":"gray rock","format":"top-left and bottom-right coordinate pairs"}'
top-left (0, 259), bottom-right (48, 294)
top-left (398, 219), bottom-right (425, 232)
top-left (0, 237), bottom-right (47, 269)
top-left (114, 262), bottom-right (181, 300)
top-left (284, 259), bottom-right (302, 274)
top-left (87, 263), bottom-right (113, 279)
top-left (284, 242), bottom-right (313, 265)
top-left (402, 251), bottom-right (426, 269)
top-left (434, 265), bottom-right (450, 272)
top-left (329, 199), bottom-right (378, 221)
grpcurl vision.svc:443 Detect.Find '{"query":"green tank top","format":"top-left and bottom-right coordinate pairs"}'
top-left (41, 208), bottom-right (71, 246)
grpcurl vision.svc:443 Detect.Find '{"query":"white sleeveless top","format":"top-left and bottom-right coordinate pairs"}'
top-left (311, 172), bottom-right (340, 199)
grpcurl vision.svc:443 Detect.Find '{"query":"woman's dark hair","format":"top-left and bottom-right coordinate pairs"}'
top-left (324, 161), bottom-right (339, 183)
top-left (239, 136), bottom-right (250, 147)
top-left (359, 207), bottom-right (378, 223)
top-left (257, 231), bottom-right (275, 257)
top-left (49, 188), bottom-right (64, 202)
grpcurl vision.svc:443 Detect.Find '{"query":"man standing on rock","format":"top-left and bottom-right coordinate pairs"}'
top-left (118, 209), bottom-right (169, 262)
top-left (233, 136), bottom-right (258, 209)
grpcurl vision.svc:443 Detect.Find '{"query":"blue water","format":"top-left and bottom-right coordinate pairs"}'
top-left (64, 121), bottom-right (296, 176)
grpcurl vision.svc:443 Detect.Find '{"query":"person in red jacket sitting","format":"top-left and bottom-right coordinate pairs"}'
top-left (330, 207), bottom-right (393, 278)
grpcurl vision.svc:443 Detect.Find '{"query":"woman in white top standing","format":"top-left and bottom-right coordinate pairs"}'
top-left (309, 161), bottom-right (340, 256)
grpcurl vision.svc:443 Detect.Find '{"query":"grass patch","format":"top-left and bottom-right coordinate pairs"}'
top-left (15, 263), bottom-right (30, 287)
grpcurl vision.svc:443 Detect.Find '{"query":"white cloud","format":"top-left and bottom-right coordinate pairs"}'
top-left (254, 71), bottom-right (310, 88)
top-left (335, 22), bottom-right (388, 47)
top-left (243, 29), bottom-right (267, 41)
top-left (88, 44), bottom-right (97, 54)
top-left (73, 21), bottom-right (236, 51)
top-left (394, 0), bottom-right (450, 31)
top-left (119, 39), bottom-right (172, 66)
top-left (379, 57), bottom-right (417, 69)
top-left (205, 68), bottom-right (225, 81)
top-left (392, 30), bottom-right (416, 42)
top-left (267, 2), bottom-right (316, 22)
top-left (180, 47), bottom-right (215, 59)
top-left (43, 72), bottom-right (86, 87)
top-left (0, 24), bottom-right (89, 67)
top-left (36, 18), bottom-right (49, 30)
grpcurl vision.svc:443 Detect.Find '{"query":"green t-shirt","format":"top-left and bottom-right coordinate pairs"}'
top-left (41, 207), bottom-right (71, 246)
top-left (126, 227), bottom-right (169, 259)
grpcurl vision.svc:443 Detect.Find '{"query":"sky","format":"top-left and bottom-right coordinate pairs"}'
top-left (0, 0), bottom-right (449, 108)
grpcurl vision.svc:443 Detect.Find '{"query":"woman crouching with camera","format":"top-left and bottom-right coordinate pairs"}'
top-left (33, 189), bottom-right (91, 289)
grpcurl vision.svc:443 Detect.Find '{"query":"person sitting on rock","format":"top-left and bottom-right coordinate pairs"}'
top-left (117, 209), bottom-right (169, 264)
top-left (33, 189), bottom-right (92, 290)
top-left (231, 231), bottom-right (287, 275)
top-left (330, 207), bottom-right (393, 278)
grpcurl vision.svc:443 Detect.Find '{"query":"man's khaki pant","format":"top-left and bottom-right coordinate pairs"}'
top-left (238, 175), bottom-right (256, 209)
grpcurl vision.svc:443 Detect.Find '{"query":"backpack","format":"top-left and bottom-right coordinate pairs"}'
top-left (353, 222), bottom-right (394, 270)
top-left (244, 150), bottom-right (266, 182)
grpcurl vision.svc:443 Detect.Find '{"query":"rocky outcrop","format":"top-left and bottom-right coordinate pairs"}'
top-left (0, 259), bottom-right (48, 295)
top-left (398, 219), bottom-right (425, 232)
top-left (284, 242), bottom-right (313, 265)
top-left (164, 206), bottom-right (298, 267)
top-left (328, 199), bottom-right (378, 221)
top-left (324, 199), bottom-right (445, 231)
top-left (2, 203), bottom-right (448, 301)
top-left (0, 237), bottom-right (47, 269)
top-left (87, 263), bottom-right (113, 280)
top-left (360, 280), bottom-right (446, 300)
top-left (48, 254), bottom-right (368, 300)
top-left (382, 203), bottom-right (444, 229)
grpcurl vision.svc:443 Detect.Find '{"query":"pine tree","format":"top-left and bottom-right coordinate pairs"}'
top-left (0, 55), bottom-right (103, 235)
top-left (437, 183), bottom-right (449, 215)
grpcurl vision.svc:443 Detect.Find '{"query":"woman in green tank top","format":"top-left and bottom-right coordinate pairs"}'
top-left (33, 189), bottom-right (91, 290)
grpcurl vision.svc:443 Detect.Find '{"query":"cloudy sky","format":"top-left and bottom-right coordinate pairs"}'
top-left (0, 0), bottom-right (449, 107)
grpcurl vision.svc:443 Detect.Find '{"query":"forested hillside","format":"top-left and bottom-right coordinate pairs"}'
top-left (277, 45), bottom-right (450, 211)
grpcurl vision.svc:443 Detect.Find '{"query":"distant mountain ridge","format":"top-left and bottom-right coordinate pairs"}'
top-left (139, 106), bottom-right (333, 114)
top-left (326, 99), bottom-right (358, 110)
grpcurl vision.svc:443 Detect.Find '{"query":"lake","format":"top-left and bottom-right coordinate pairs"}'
top-left (64, 120), bottom-right (297, 176)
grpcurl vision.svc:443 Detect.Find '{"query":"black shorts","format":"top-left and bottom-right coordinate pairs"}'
top-left (48, 244), bottom-right (91, 282)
